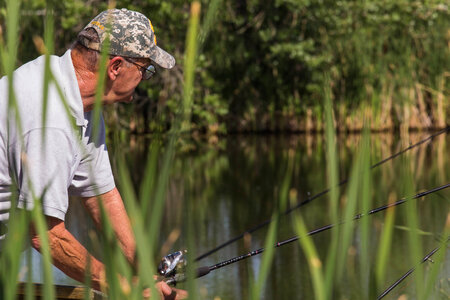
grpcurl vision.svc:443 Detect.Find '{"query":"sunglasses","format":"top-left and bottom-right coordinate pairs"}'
top-left (124, 58), bottom-right (156, 80)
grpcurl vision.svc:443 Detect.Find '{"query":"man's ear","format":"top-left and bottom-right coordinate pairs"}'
top-left (107, 56), bottom-right (124, 80)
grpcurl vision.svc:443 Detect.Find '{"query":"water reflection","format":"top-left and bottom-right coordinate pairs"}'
top-left (158, 132), bottom-right (449, 299)
top-left (21, 132), bottom-right (450, 299)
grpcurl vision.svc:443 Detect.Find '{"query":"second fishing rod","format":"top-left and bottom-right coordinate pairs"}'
top-left (196, 127), bottom-right (450, 261)
top-left (158, 182), bottom-right (450, 285)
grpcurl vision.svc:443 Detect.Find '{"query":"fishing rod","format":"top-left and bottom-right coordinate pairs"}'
top-left (159, 183), bottom-right (450, 285)
top-left (377, 236), bottom-right (449, 299)
top-left (196, 126), bottom-right (450, 261)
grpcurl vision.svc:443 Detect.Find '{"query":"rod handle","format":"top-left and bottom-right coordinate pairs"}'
top-left (196, 266), bottom-right (210, 278)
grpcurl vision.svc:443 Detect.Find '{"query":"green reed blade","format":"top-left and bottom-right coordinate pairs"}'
top-left (180, 3), bottom-right (202, 298)
top-left (197, 0), bottom-right (222, 52)
top-left (0, 1), bottom-right (25, 299)
top-left (180, 1), bottom-right (200, 133)
top-left (375, 193), bottom-right (396, 288)
top-left (336, 127), bottom-right (371, 281)
top-left (25, 243), bottom-right (34, 300)
top-left (30, 195), bottom-right (55, 300)
top-left (323, 73), bottom-right (340, 298)
top-left (139, 142), bottom-right (160, 220)
top-left (393, 225), bottom-right (434, 236)
top-left (422, 216), bottom-right (449, 298)
top-left (249, 217), bottom-right (278, 300)
top-left (184, 180), bottom-right (200, 299)
top-left (116, 155), bottom-right (157, 299)
top-left (92, 4), bottom-right (114, 143)
top-left (40, 1), bottom-right (55, 143)
top-left (358, 126), bottom-right (372, 296)
top-left (0, 209), bottom-right (28, 300)
top-left (292, 212), bottom-right (326, 300)
top-left (401, 155), bottom-right (423, 297)
top-left (250, 148), bottom-right (294, 300)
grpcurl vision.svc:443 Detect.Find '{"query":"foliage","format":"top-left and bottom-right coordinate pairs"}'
top-left (1, 0), bottom-right (448, 133)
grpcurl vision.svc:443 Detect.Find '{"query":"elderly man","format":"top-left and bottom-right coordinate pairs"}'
top-left (0, 8), bottom-right (184, 299)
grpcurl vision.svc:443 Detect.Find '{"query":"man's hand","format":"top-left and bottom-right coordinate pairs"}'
top-left (142, 281), bottom-right (187, 300)
top-left (158, 281), bottom-right (188, 300)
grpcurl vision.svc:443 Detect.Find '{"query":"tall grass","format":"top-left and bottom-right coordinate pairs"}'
top-left (1, 1), bottom-right (448, 300)
top-left (323, 76), bottom-right (340, 297)
top-left (282, 80), bottom-right (447, 299)
top-left (249, 149), bottom-right (294, 300)
top-left (1, 0), bottom-right (55, 299)
top-left (0, 0), bottom-right (209, 299)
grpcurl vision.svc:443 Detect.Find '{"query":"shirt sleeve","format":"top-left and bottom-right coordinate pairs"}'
top-left (17, 128), bottom-right (75, 221)
top-left (68, 113), bottom-right (115, 198)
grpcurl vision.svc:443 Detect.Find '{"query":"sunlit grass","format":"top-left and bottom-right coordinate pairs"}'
top-left (0, 1), bottom-right (206, 299)
top-left (323, 75), bottom-right (340, 298)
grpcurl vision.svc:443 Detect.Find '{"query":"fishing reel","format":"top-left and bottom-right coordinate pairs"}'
top-left (157, 250), bottom-right (211, 286)
top-left (157, 250), bottom-right (188, 286)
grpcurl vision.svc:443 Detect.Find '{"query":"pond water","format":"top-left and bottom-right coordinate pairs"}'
top-left (22, 132), bottom-right (449, 299)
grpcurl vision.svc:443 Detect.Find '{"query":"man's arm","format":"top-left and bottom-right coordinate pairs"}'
top-left (30, 216), bottom-right (105, 291)
top-left (82, 187), bottom-right (136, 265)
top-left (82, 188), bottom-right (187, 299)
top-left (30, 215), bottom-right (187, 299)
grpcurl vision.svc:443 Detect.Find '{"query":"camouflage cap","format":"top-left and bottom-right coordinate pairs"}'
top-left (78, 8), bottom-right (175, 69)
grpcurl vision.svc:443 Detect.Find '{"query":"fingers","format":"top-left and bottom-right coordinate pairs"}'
top-left (156, 282), bottom-right (188, 300)
top-left (157, 281), bottom-right (173, 296)
top-left (172, 287), bottom-right (188, 299)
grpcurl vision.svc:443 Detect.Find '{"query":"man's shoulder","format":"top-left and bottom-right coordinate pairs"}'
top-left (0, 55), bottom-right (46, 86)
top-left (14, 53), bottom-right (68, 80)
top-left (3, 52), bottom-right (78, 133)
top-left (14, 55), bottom-right (46, 77)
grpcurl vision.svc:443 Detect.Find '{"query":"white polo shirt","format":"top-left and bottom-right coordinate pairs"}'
top-left (0, 50), bottom-right (116, 239)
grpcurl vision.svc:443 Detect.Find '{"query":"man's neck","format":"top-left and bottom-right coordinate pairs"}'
top-left (71, 50), bottom-right (99, 112)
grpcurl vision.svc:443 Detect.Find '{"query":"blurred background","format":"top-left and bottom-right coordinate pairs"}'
top-left (1, 0), bottom-right (448, 136)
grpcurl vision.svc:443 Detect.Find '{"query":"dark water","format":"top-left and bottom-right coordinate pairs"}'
top-left (22, 132), bottom-right (450, 299)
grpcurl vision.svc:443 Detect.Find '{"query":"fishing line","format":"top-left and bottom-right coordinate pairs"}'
top-left (196, 127), bottom-right (450, 261)
top-left (160, 183), bottom-right (450, 285)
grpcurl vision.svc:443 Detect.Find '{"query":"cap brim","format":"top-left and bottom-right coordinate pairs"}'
top-left (153, 46), bottom-right (175, 69)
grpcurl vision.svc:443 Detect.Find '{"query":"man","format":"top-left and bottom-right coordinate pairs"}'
top-left (0, 8), bottom-right (184, 299)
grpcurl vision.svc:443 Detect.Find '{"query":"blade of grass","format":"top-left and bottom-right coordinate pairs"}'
top-left (292, 212), bottom-right (326, 300)
top-left (358, 126), bottom-right (372, 297)
top-left (0, 1), bottom-right (27, 299)
top-left (92, 2), bottom-right (115, 143)
top-left (180, 2), bottom-right (201, 133)
top-left (39, 1), bottom-right (55, 144)
top-left (421, 214), bottom-right (450, 298)
top-left (335, 137), bottom-right (365, 281)
top-left (115, 155), bottom-right (156, 299)
top-left (183, 3), bottom-right (203, 297)
top-left (144, 0), bottom-right (202, 259)
top-left (401, 155), bottom-right (423, 297)
top-left (25, 241), bottom-right (34, 300)
top-left (250, 149), bottom-right (294, 300)
top-left (375, 193), bottom-right (396, 288)
top-left (334, 124), bottom-right (371, 299)
top-left (185, 180), bottom-right (200, 299)
top-left (323, 73), bottom-right (340, 298)
top-left (30, 195), bottom-right (55, 300)
top-left (0, 208), bottom-right (28, 300)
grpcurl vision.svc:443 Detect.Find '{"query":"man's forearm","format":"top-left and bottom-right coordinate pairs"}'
top-left (83, 188), bottom-right (136, 265)
top-left (31, 217), bottom-right (105, 291)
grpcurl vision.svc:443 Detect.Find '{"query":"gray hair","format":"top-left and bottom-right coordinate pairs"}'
top-left (71, 28), bottom-right (101, 70)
